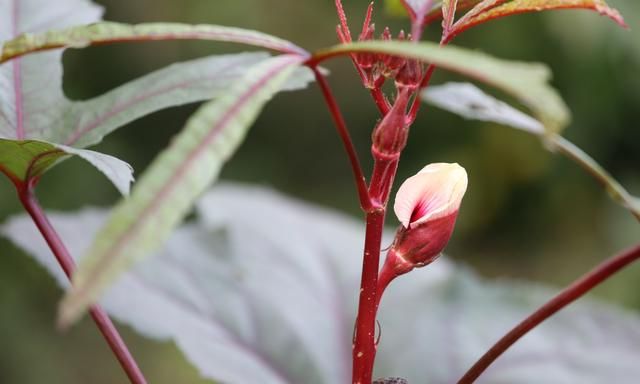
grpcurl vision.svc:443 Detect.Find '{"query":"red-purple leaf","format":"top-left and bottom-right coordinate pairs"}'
top-left (447, 0), bottom-right (627, 41)
top-left (1, 22), bottom-right (308, 63)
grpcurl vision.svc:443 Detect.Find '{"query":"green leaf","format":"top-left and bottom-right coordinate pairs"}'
top-left (0, 139), bottom-right (133, 195)
top-left (315, 40), bottom-right (571, 133)
top-left (0, 21), bottom-right (308, 63)
top-left (422, 82), bottom-right (640, 220)
top-left (5, 184), bottom-right (640, 384)
top-left (58, 55), bottom-right (307, 326)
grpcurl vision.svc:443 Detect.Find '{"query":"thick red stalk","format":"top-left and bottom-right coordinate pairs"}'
top-left (313, 68), bottom-right (373, 211)
top-left (457, 243), bottom-right (640, 384)
top-left (17, 182), bottom-right (147, 384)
top-left (352, 145), bottom-right (402, 384)
top-left (352, 209), bottom-right (386, 384)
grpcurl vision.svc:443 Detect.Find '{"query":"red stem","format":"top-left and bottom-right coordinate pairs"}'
top-left (369, 88), bottom-right (391, 116)
top-left (352, 208), bottom-right (386, 384)
top-left (17, 182), bottom-right (147, 384)
top-left (457, 243), bottom-right (640, 384)
top-left (352, 148), bottom-right (401, 384)
top-left (313, 68), bottom-right (373, 211)
top-left (407, 64), bottom-right (437, 123)
top-left (368, 150), bottom-right (400, 206)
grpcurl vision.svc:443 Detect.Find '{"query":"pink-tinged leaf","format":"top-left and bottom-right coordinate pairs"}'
top-left (401, 0), bottom-right (436, 20)
top-left (58, 55), bottom-right (307, 327)
top-left (62, 52), bottom-right (310, 149)
top-left (448, 0), bottom-right (627, 41)
top-left (0, 0), bottom-right (103, 141)
top-left (401, 0), bottom-right (437, 37)
top-left (0, 22), bottom-right (308, 63)
top-left (0, 1), bottom-right (313, 193)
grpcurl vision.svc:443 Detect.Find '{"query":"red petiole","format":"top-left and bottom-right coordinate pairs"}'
top-left (13, 178), bottom-right (147, 384)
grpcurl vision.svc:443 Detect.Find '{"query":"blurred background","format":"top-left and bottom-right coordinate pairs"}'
top-left (0, 0), bottom-right (638, 382)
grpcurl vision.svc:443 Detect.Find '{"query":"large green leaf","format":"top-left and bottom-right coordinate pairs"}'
top-left (314, 40), bottom-right (570, 133)
top-left (58, 54), bottom-right (307, 326)
top-left (4, 184), bottom-right (640, 383)
top-left (0, 139), bottom-right (133, 194)
top-left (0, 22), bottom-right (308, 63)
top-left (422, 82), bottom-right (640, 220)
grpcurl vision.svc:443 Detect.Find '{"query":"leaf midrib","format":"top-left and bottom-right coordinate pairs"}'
top-left (11, 0), bottom-right (25, 140)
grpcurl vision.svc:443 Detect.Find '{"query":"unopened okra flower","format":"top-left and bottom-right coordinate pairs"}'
top-left (385, 163), bottom-right (468, 276)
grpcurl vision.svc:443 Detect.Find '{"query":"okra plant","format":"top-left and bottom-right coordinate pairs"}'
top-left (1, 0), bottom-right (639, 383)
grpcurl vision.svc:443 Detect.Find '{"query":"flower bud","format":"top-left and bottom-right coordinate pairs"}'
top-left (371, 88), bottom-right (411, 154)
top-left (355, 23), bottom-right (376, 69)
top-left (387, 163), bottom-right (468, 275)
top-left (395, 59), bottom-right (423, 90)
top-left (377, 28), bottom-right (406, 78)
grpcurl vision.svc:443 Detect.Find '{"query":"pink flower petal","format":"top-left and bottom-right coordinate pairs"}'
top-left (394, 163), bottom-right (468, 228)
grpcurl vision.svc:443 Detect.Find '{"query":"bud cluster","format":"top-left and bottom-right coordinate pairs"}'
top-left (337, 4), bottom-right (424, 91)
top-left (355, 25), bottom-right (423, 91)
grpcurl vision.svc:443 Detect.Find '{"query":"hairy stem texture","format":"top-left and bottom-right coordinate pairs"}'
top-left (17, 184), bottom-right (148, 384)
top-left (353, 209), bottom-right (386, 384)
top-left (457, 243), bottom-right (640, 384)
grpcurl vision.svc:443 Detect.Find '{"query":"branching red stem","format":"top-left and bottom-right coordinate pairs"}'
top-left (457, 243), bottom-right (640, 384)
top-left (17, 182), bottom-right (147, 384)
top-left (312, 67), bottom-right (373, 211)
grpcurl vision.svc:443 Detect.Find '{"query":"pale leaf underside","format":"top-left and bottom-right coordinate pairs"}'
top-left (422, 82), bottom-right (640, 220)
top-left (3, 184), bottom-right (640, 384)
